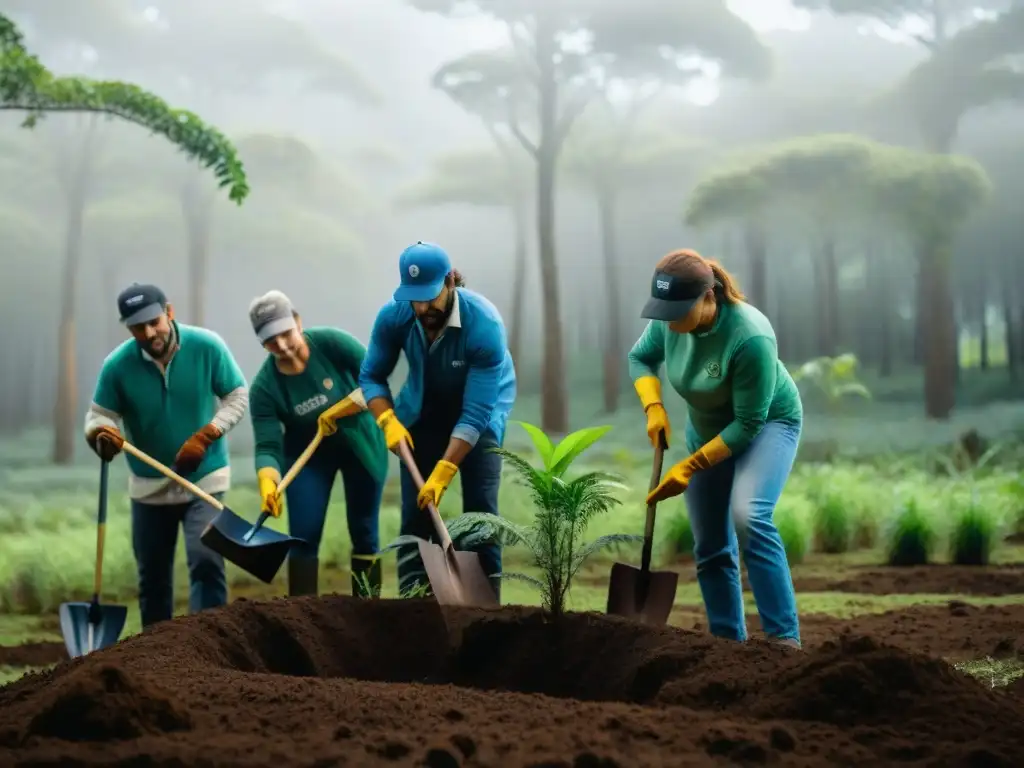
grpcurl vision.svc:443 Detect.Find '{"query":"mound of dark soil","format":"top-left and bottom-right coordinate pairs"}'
top-left (791, 564), bottom-right (1024, 597)
top-left (0, 641), bottom-right (66, 668)
top-left (1, 595), bottom-right (1023, 767)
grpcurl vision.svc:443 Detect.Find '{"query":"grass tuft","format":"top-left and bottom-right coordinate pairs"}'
top-left (885, 496), bottom-right (937, 567)
top-left (949, 497), bottom-right (1001, 566)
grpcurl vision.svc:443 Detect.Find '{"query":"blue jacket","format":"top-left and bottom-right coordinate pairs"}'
top-left (359, 288), bottom-right (517, 447)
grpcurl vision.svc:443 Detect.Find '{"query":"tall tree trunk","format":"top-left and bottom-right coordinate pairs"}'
top-left (507, 198), bottom-right (528, 371)
top-left (813, 237), bottom-right (839, 356)
top-left (598, 190), bottom-right (621, 414)
top-left (878, 254), bottom-right (894, 377)
top-left (182, 175), bottom-right (211, 327)
top-left (52, 120), bottom-right (98, 465)
top-left (534, 9), bottom-right (568, 434)
top-left (744, 221), bottom-right (768, 311)
top-left (920, 238), bottom-right (957, 419)
top-left (1005, 279), bottom-right (1020, 381)
top-left (978, 292), bottom-right (989, 371)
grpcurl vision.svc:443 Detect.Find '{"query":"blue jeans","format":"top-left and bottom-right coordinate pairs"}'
top-left (684, 420), bottom-right (801, 643)
top-left (283, 447), bottom-right (384, 562)
top-left (398, 428), bottom-right (503, 599)
top-left (131, 493), bottom-right (227, 628)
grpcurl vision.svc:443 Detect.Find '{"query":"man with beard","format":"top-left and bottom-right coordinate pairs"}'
top-left (246, 290), bottom-right (389, 598)
top-left (360, 241), bottom-right (516, 600)
top-left (83, 283), bottom-right (249, 628)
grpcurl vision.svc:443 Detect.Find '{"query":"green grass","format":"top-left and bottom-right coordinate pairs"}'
top-left (954, 658), bottom-right (1024, 689)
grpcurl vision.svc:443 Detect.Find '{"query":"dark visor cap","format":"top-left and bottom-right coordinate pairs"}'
top-left (640, 270), bottom-right (714, 321)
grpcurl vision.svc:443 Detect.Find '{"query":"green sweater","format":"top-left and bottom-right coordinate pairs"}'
top-left (249, 327), bottom-right (389, 483)
top-left (627, 301), bottom-right (802, 455)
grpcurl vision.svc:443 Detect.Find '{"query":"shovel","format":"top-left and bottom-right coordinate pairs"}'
top-left (398, 441), bottom-right (499, 608)
top-left (59, 458), bottom-right (128, 657)
top-left (120, 440), bottom-right (308, 584)
top-left (606, 436), bottom-right (679, 625)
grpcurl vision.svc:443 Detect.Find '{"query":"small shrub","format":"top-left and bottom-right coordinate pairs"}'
top-left (663, 508), bottom-right (694, 560)
top-left (851, 505), bottom-right (880, 549)
top-left (813, 494), bottom-right (852, 554)
top-left (949, 498), bottom-right (1000, 566)
top-left (774, 500), bottom-right (811, 565)
top-left (886, 497), bottom-right (937, 566)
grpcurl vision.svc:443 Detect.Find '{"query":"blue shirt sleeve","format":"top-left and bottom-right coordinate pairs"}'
top-left (453, 315), bottom-right (507, 447)
top-left (359, 303), bottom-right (402, 405)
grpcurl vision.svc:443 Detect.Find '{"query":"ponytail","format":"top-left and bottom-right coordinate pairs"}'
top-left (708, 260), bottom-right (745, 303)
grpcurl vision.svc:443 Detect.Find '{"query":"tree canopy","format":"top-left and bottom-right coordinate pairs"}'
top-left (394, 147), bottom-right (530, 209)
top-left (0, 13), bottom-right (249, 204)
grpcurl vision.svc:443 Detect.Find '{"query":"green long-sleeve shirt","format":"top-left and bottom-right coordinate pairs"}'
top-left (627, 301), bottom-right (802, 455)
top-left (249, 327), bottom-right (389, 483)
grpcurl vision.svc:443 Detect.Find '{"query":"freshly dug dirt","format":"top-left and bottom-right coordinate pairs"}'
top-left (0, 641), bottom-right (66, 668)
top-left (2, 596), bottom-right (1024, 767)
top-left (682, 600), bottom-right (1024, 661)
top-left (790, 564), bottom-right (1024, 597)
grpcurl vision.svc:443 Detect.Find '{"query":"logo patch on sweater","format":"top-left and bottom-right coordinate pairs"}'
top-left (705, 361), bottom-right (721, 378)
top-left (323, 377), bottom-right (334, 390)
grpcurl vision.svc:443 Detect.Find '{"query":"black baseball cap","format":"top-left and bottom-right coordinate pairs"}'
top-left (117, 283), bottom-right (167, 326)
top-left (640, 251), bottom-right (715, 321)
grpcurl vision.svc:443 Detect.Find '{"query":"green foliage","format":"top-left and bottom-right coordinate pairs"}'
top-left (885, 496), bottom-right (938, 567)
top-left (792, 353), bottom-right (872, 411)
top-left (774, 498), bottom-right (812, 565)
top-left (813, 494), bottom-right (853, 554)
top-left (445, 422), bottom-right (639, 617)
top-left (949, 497), bottom-right (1001, 566)
top-left (0, 13), bottom-right (248, 204)
top-left (663, 508), bottom-right (694, 560)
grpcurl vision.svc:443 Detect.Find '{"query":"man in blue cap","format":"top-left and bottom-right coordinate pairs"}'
top-left (359, 241), bottom-right (516, 600)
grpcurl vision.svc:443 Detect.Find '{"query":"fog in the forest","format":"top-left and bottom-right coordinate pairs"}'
top-left (1, 0), bottom-right (1021, 465)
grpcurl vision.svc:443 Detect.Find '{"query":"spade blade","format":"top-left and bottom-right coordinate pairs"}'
top-left (199, 507), bottom-right (302, 584)
top-left (58, 601), bottom-right (127, 658)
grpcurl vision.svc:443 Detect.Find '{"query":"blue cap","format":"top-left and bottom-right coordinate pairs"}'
top-left (393, 241), bottom-right (451, 302)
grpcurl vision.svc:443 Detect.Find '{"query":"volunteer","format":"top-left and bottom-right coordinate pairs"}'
top-left (84, 283), bottom-right (249, 628)
top-left (359, 241), bottom-right (516, 600)
top-left (247, 290), bottom-right (389, 598)
top-left (627, 249), bottom-right (804, 648)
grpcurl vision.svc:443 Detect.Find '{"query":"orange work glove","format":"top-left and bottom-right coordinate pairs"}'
top-left (647, 435), bottom-right (733, 504)
top-left (173, 423), bottom-right (222, 475)
top-left (417, 460), bottom-right (458, 510)
top-left (87, 425), bottom-right (124, 462)
top-left (634, 375), bottom-right (671, 448)
top-left (375, 408), bottom-right (413, 452)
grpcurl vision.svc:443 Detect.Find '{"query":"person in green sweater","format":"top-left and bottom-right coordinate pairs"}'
top-left (247, 290), bottom-right (390, 598)
top-left (628, 249), bottom-right (803, 649)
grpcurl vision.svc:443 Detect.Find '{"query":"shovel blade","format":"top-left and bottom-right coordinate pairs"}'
top-left (200, 507), bottom-right (301, 584)
top-left (417, 540), bottom-right (499, 608)
top-left (606, 562), bottom-right (679, 626)
top-left (58, 601), bottom-right (128, 658)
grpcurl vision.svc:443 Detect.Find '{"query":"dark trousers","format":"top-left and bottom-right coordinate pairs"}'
top-left (131, 493), bottom-right (227, 628)
top-left (397, 428), bottom-right (503, 598)
top-left (282, 448), bottom-right (384, 562)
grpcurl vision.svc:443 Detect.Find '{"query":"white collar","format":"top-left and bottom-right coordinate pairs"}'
top-left (445, 289), bottom-right (462, 330)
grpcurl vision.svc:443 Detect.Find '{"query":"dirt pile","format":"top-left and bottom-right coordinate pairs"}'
top-left (0, 641), bottom-right (66, 668)
top-left (791, 564), bottom-right (1024, 596)
top-left (1, 595), bottom-right (1023, 767)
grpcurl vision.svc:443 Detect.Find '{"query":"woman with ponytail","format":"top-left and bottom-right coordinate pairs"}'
top-left (627, 248), bottom-right (803, 648)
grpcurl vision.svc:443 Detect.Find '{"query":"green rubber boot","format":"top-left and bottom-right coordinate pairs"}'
top-left (351, 556), bottom-right (382, 598)
top-left (287, 556), bottom-right (319, 597)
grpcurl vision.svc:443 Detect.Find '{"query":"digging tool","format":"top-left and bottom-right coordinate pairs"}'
top-left (59, 458), bottom-right (128, 658)
top-left (119, 439), bottom-right (309, 584)
top-left (398, 441), bottom-right (499, 608)
top-left (606, 436), bottom-right (679, 625)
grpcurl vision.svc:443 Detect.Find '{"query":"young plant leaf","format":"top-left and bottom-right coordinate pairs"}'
top-left (549, 425), bottom-right (613, 477)
top-left (514, 420), bottom-right (556, 470)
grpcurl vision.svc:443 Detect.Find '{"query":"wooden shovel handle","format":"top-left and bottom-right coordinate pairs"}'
top-left (641, 435), bottom-right (667, 572)
top-left (397, 440), bottom-right (454, 550)
top-left (121, 441), bottom-right (226, 510)
top-left (276, 428), bottom-right (324, 496)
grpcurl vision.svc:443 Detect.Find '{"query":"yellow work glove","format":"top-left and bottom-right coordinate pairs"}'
top-left (417, 460), bottom-right (458, 510)
top-left (647, 435), bottom-right (733, 504)
top-left (634, 375), bottom-right (671, 448)
top-left (317, 389), bottom-right (366, 437)
top-left (376, 408), bottom-right (413, 452)
top-left (257, 467), bottom-right (283, 518)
